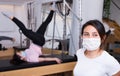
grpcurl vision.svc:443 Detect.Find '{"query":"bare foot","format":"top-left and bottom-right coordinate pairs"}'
top-left (49, 2), bottom-right (57, 11)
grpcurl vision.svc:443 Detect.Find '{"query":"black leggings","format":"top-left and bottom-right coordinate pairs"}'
top-left (12, 10), bottom-right (54, 46)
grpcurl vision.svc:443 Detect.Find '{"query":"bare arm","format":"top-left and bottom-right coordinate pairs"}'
top-left (113, 71), bottom-right (120, 76)
top-left (38, 57), bottom-right (62, 64)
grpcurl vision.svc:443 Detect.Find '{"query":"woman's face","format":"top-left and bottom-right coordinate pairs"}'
top-left (81, 25), bottom-right (102, 51)
top-left (82, 25), bottom-right (100, 39)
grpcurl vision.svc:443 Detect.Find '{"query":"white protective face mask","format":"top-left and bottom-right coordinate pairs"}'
top-left (82, 38), bottom-right (101, 51)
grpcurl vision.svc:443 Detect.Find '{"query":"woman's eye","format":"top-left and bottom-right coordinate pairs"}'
top-left (93, 34), bottom-right (98, 37)
top-left (83, 33), bottom-right (89, 36)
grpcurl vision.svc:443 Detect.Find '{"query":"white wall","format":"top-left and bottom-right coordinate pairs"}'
top-left (0, 4), bottom-right (28, 48)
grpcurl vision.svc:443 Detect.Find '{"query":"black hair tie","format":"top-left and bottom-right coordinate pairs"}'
top-left (106, 30), bottom-right (111, 36)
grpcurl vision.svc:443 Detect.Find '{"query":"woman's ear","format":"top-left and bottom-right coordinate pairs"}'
top-left (104, 35), bottom-right (106, 40)
top-left (102, 35), bottom-right (107, 43)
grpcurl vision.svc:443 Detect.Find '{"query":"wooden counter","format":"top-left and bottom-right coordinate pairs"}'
top-left (0, 61), bottom-right (76, 76)
top-left (0, 48), bottom-right (14, 59)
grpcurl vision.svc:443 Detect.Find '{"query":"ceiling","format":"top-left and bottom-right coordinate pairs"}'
top-left (0, 0), bottom-right (34, 5)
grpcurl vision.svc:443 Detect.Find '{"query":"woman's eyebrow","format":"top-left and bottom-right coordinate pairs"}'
top-left (83, 32), bottom-right (89, 33)
top-left (92, 32), bottom-right (98, 34)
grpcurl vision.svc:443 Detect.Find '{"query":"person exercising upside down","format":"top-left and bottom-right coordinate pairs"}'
top-left (2, 3), bottom-right (62, 64)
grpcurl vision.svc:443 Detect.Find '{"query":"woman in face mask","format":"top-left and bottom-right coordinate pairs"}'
top-left (73, 20), bottom-right (120, 76)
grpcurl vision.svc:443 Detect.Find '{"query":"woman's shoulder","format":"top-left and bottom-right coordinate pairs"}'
top-left (102, 51), bottom-right (115, 58)
top-left (102, 51), bottom-right (120, 75)
top-left (102, 51), bottom-right (119, 64)
top-left (102, 51), bottom-right (115, 59)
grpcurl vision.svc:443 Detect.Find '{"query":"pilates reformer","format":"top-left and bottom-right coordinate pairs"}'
top-left (0, 53), bottom-right (77, 76)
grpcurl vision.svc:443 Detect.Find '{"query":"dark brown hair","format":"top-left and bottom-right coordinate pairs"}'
top-left (10, 53), bottom-right (25, 65)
